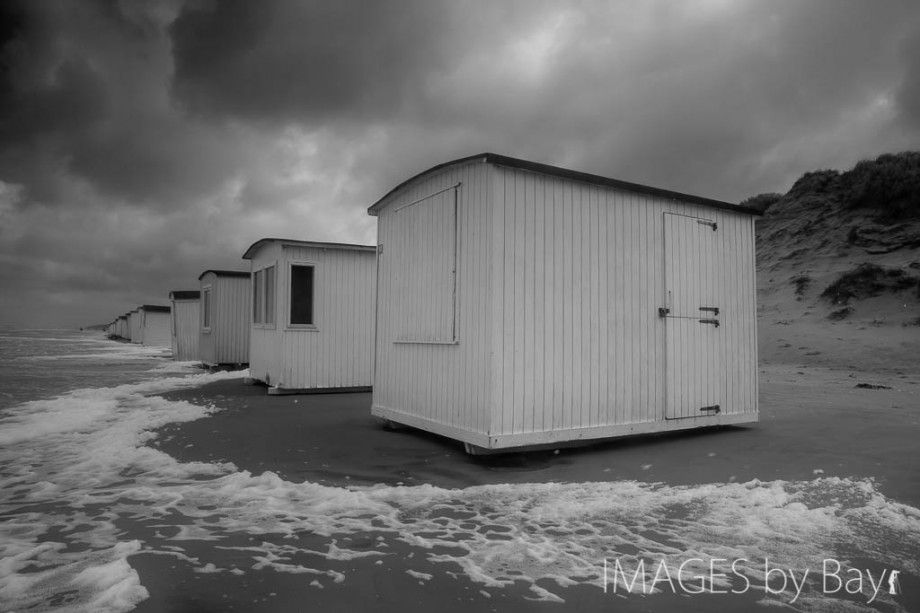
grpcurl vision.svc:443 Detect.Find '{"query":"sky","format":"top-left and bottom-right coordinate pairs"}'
top-left (0, 0), bottom-right (918, 328)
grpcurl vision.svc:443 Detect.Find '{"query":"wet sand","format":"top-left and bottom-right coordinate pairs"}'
top-left (150, 365), bottom-right (920, 505)
top-left (130, 363), bottom-right (920, 612)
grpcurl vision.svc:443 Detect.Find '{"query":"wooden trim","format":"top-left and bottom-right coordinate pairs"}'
top-left (269, 385), bottom-right (371, 396)
top-left (372, 405), bottom-right (491, 447)
top-left (486, 413), bottom-right (757, 448)
top-left (374, 404), bottom-right (756, 451)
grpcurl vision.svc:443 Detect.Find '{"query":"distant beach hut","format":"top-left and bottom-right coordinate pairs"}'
top-left (128, 309), bottom-right (141, 344)
top-left (117, 315), bottom-right (128, 339)
top-left (242, 239), bottom-right (376, 394)
top-left (369, 153), bottom-right (762, 453)
top-left (137, 305), bottom-right (171, 347)
top-left (169, 291), bottom-right (201, 361)
top-left (198, 270), bottom-right (251, 367)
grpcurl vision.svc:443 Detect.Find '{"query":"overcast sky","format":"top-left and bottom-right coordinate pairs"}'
top-left (1, 0), bottom-right (918, 328)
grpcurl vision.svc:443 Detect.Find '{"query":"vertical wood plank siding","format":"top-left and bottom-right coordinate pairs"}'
top-left (249, 243), bottom-right (282, 384)
top-left (374, 160), bottom-right (493, 434)
top-left (373, 157), bottom-right (757, 448)
top-left (141, 310), bottom-right (172, 347)
top-left (199, 273), bottom-right (251, 365)
top-left (170, 298), bottom-right (200, 361)
top-left (248, 243), bottom-right (376, 390)
top-left (490, 166), bottom-right (757, 438)
top-left (129, 312), bottom-right (140, 343)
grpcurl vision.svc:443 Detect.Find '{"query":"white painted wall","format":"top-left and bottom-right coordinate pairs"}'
top-left (198, 272), bottom-right (251, 366)
top-left (371, 156), bottom-right (759, 450)
top-left (170, 296), bottom-right (200, 361)
top-left (140, 308), bottom-right (171, 347)
top-left (247, 240), bottom-right (376, 392)
top-left (129, 311), bottom-right (141, 344)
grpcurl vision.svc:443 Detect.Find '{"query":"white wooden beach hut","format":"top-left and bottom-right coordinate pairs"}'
top-left (169, 291), bottom-right (201, 361)
top-left (242, 239), bottom-right (376, 394)
top-left (138, 305), bottom-right (171, 347)
top-left (369, 153), bottom-right (762, 453)
top-left (117, 315), bottom-right (128, 339)
top-left (128, 309), bottom-right (141, 344)
top-left (198, 270), bottom-right (251, 367)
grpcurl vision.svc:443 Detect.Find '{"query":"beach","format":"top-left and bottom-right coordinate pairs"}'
top-left (124, 361), bottom-right (920, 612)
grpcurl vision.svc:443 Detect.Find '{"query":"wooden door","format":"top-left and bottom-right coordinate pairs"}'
top-left (663, 213), bottom-right (723, 419)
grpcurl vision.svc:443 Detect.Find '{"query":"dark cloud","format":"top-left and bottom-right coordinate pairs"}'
top-left (896, 18), bottom-right (920, 129)
top-left (170, 0), bottom-right (453, 124)
top-left (0, 0), bottom-right (918, 327)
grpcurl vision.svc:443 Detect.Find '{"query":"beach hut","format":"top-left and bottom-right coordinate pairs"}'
top-left (198, 270), bottom-right (251, 367)
top-left (128, 309), bottom-right (141, 343)
top-left (116, 315), bottom-right (128, 339)
top-left (138, 305), bottom-right (171, 347)
top-left (242, 239), bottom-right (376, 394)
top-left (369, 153), bottom-right (761, 453)
top-left (169, 291), bottom-right (201, 361)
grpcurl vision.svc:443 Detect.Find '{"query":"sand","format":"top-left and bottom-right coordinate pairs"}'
top-left (127, 358), bottom-right (920, 612)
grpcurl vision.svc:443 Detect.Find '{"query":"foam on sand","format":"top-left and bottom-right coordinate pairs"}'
top-left (2, 371), bottom-right (918, 611)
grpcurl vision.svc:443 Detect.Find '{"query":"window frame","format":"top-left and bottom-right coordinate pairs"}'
top-left (251, 262), bottom-right (277, 329)
top-left (287, 261), bottom-right (318, 331)
top-left (392, 183), bottom-right (460, 345)
top-left (201, 286), bottom-right (212, 332)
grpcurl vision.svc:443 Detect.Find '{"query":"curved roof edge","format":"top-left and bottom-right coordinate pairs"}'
top-left (242, 238), bottom-right (376, 260)
top-left (197, 269), bottom-right (251, 281)
top-left (367, 152), bottom-right (763, 216)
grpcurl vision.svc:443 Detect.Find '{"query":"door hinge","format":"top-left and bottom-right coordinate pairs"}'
top-left (699, 306), bottom-right (720, 316)
top-left (697, 219), bottom-right (718, 231)
top-left (700, 405), bottom-right (721, 414)
top-left (699, 318), bottom-right (720, 327)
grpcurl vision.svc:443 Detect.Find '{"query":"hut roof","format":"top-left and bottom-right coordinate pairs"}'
top-left (197, 269), bottom-right (251, 281)
top-left (242, 238), bottom-right (376, 260)
top-left (140, 305), bottom-right (171, 313)
top-left (169, 290), bottom-right (201, 300)
top-left (368, 152), bottom-right (763, 216)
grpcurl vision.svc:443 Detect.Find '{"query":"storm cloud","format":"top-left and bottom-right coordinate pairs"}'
top-left (0, 0), bottom-right (918, 327)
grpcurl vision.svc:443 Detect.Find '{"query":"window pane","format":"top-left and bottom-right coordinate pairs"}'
top-left (202, 289), bottom-right (211, 328)
top-left (253, 269), bottom-right (263, 324)
top-left (265, 266), bottom-right (275, 325)
top-left (290, 265), bottom-right (314, 325)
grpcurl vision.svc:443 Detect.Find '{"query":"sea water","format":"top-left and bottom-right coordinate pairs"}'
top-left (0, 329), bottom-right (176, 410)
top-left (0, 329), bottom-right (918, 612)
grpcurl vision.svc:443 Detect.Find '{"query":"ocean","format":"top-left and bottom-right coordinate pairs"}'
top-left (0, 329), bottom-right (173, 410)
top-left (0, 329), bottom-right (918, 612)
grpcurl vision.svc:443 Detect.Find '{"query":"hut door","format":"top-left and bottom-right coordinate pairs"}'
top-left (662, 213), bottom-right (723, 420)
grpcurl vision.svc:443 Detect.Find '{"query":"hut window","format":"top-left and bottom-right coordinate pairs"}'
top-left (202, 288), bottom-right (211, 329)
top-left (290, 264), bottom-right (314, 326)
top-left (253, 266), bottom-right (275, 326)
top-left (265, 266), bottom-right (275, 324)
top-left (253, 270), bottom-right (263, 324)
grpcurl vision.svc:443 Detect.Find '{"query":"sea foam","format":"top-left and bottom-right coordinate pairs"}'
top-left (1, 367), bottom-right (918, 612)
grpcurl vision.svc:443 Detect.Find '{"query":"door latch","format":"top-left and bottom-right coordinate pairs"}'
top-left (699, 306), bottom-right (720, 316)
top-left (658, 307), bottom-right (670, 317)
top-left (699, 318), bottom-right (720, 327)
top-left (700, 405), bottom-right (721, 414)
